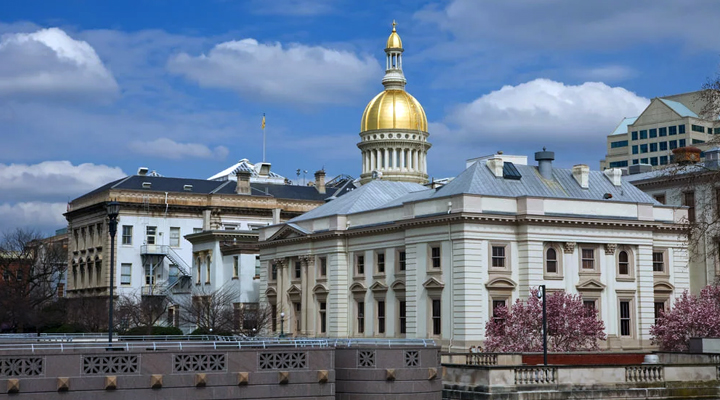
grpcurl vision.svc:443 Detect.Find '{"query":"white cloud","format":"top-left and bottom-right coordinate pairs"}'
top-left (0, 161), bottom-right (126, 202)
top-left (0, 28), bottom-right (118, 100)
top-left (247, 0), bottom-right (337, 15)
top-left (128, 138), bottom-right (230, 160)
top-left (0, 202), bottom-right (68, 233)
top-left (428, 79), bottom-right (649, 170)
top-left (168, 38), bottom-right (382, 105)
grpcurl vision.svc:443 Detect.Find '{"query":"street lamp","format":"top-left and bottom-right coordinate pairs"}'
top-left (280, 312), bottom-right (285, 338)
top-left (106, 200), bottom-right (120, 348)
top-left (537, 285), bottom-right (548, 365)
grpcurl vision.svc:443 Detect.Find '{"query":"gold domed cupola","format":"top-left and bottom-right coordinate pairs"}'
top-left (357, 21), bottom-right (431, 185)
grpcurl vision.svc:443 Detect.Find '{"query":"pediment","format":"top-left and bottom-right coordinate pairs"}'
top-left (265, 287), bottom-right (277, 297)
top-left (423, 277), bottom-right (445, 290)
top-left (266, 224), bottom-right (309, 242)
top-left (349, 282), bottom-right (367, 293)
top-left (391, 280), bottom-right (406, 292)
top-left (576, 279), bottom-right (606, 291)
top-left (654, 281), bottom-right (675, 294)
top-left (370, 281), bottom-right (388, 292)
top-left (313, 284), bottom-right (329, 294)
top-left (485, 277), bottom-right (517, 290)
top-left (287, 284), bottom-right (302, 295)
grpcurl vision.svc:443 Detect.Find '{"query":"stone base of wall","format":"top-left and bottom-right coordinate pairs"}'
top-left (443, 383), bottom-right (720, 400)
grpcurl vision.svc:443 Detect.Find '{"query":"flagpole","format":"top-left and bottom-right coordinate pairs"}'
top-left (262, 113), bottom-right (266, 162)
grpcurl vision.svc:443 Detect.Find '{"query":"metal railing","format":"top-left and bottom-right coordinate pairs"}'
top-left (329, 338), bottom-right (436, 347)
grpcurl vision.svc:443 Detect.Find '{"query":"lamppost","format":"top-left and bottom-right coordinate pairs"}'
top-left (280, 312), bottom-right (285, 338)
top-left (106, 200), bottom-right (120, 348)
top-left (538, 285), bottom-right (548, 365)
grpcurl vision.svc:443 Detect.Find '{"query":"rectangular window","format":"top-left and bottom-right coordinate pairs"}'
top-left (255, 255), bottom-right (260, 277)
top-left (631, 131), bottom-right (638, 140)
top-left (121, 263), bottom-right (132, 285)
top-left (121, 225), bottom-right (133, 245)
top-left (649, 128), bottom-right (657, 138)
top-left (632, 145), bottom-right (639, 154)
top-left (654, 301), bottom-right (665, 324)
top-left (193, 227), bottom-right (202, 233)
top-left (684, 191), bottom-right (695, 223)
top-left (356, 255), bottom-right (365, 275)
top-left (611, 140), bottom-right (628, 148)
top-left (432, 299), bottom-right (441, 336)
top-left (492, 300), bottom-right (507, 324)
top-left (491, 246), bottom-right (506, 268)
top-left (654, 194), bottom-right (666, 204)
top-left (169, 227), bottom-right (180, 247)
top-left (294, 261), bottom-right (301, 279)
top-left (620, 301), bottom-right (632, 336)
top-left (398, 250), bottom-right (406, 271)
top-left (399, 300), bottom-right (407, 334)
top-left (581, 248), bottom-right (595, 269)
top-left (319, 302), bottom-right (327, 333)
top-left (669, 140), bottom-right (678, 150)
top-left (639, 130), bottom-right (647, 139)
top-left (650, 142), bottom-right (658, 152)
top-left (693, 139), bottom-right (705, 144)
top-left (583, 300), bottom-right (596, 316)
top-left (271, 263), bottom-right (277, 281)
top-left (146, 226), bottom-right (157, 245)
top-left (319, 256), bottom-right (327, 277)
top-left (609, 161), bottom-right (628, 168)
top-left (233, 256), bottom-right (239, 278)
top-left (377, 300), bottom-right (385, 334)
top-left (357, 301), bottom-right (365, 334)
top-left (431, 246), bottom-right (441, 268)
top-left (376, 252), bottom-right (385, 274)
top-left (679, 139), bottom-right (686, 147)
top-left (659, 127), bottom-right (667, 137)
top-left (640, 158), bottom-right (649, 164)
top-left (271, 304), bottom-right (277, 332)
top-left (660, 156), bottom-right (669, 165)
top-left (650, 157), bottom-right (658, 166)
top-left (659, 141), bottom-right (668, 151)
top-left (632, 159), bottom-right (639, 165)
top-left (679, 124), bottom-right (686, 134)
top-left (640, 144), bottom-right (648, 153)
top-left (692, 124), bottom-right (705, 133)
top-left (669, 126), bottom-right (677, 135)
top-left (653, 251), bottom-right (665, 273)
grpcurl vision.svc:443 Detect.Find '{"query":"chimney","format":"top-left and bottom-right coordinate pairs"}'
top-left (572, 164), bottom-right (590, 189)
top-left (603, 168), bottom-right (622, 186)
top-left (272, 208), bottom-right (281, 224)
top-left (486, 157), bottom-right (504, 177)
top-left (534, 148), bottom-right (554, 180)
top-left (235, 170), bottom-right (252, 195)
top-left (137, 167), bottom-right (149, 176)
top-left (705, 147), bottom-right (720, 169)
top-left (314, 170), bottom-right (326, 194)
top-left (256, 162), bottom-right (271, 178)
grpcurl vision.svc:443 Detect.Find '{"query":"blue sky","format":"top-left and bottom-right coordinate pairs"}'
top-left (2, 0), bottom-right (720, 233)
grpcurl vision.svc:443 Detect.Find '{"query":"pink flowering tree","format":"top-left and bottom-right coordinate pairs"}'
top-left (484, 289), bottom-right (606, 352)
top-left (651, 285), bottom-right (720, 352)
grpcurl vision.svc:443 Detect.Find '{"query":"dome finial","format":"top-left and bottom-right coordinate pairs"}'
top-left (392, 20), bottom-right (397, 32)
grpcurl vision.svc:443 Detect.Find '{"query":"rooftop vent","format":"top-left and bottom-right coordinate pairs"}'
top-left (534, 148), bottom-right (554, 180)
top-left (183, 184), bottom-right (193, 191)
top-left (572, 164), bottom-right (589, 189)
top-left (142, 182), bottom-right (152, 189)
top-left (137, 167), bottom-right (149, 176)
top-left (628, 164), bottom-right (652, 175)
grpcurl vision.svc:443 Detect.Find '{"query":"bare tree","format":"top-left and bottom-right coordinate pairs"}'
top-left (64, 297), bottom-right (108, 332)
top-left (115, 292), bottom-right (171, 334)
top-left (0, 229), bottom-right (67, 332)
top-left (174, 285), bottom-right (239, 334)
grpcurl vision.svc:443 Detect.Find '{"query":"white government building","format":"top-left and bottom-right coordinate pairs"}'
top-left (258, 24), bottom-right (689, 350)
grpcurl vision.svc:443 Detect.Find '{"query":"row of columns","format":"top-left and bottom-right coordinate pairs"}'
top-left (272, 256), bottom-right (314, 336)
top-left (362, 147), bottom-right (426, 174)
top-left (386, 52), bottom-right (402, 70)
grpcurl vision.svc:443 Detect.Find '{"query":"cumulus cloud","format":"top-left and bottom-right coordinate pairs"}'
top-left (128, 138), bottom-right (230, 160)
top-left (0, 28), bottom-right (118, 100)
top-left (428, 79), bottom-right (649, 170)
top-left (168, 38), bottom-right (382, 105)
top-left (0, 161), bottom-right (126, 203)
top-left (0, 202), bottom-right (68, 233)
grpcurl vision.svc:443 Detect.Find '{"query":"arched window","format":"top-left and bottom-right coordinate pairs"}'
top-left (618, 251), bottom-right (629, 275)
top-left (546, 248), bottom-right (557, 273)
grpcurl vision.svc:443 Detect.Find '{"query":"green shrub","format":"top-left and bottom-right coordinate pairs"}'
top-left (124, 326), bottom-right (183, 336)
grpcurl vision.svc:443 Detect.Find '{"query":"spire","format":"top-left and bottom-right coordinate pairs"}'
top-left (383, 21), bottom-right (406, 90)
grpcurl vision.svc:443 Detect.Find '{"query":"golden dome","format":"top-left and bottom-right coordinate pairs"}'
top-left (386, 21), bottom-right (403, 49)
top-left (360, 89), bottom-right (428, 132)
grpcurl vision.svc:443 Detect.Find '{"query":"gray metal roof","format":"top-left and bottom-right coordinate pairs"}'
top-left (290, 180), bottom-right (426, 222)
top-left (659, 98), bottom-right (698, 118)
top-left (611, 117), bottom-right (638, 135)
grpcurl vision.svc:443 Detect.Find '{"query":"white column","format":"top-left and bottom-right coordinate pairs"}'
top-left (392, 149), bottom-right (397, 169)
top-left (413, 150), bottom-right (419, 172)
top-left (385, 148), bottom-right (390, 169)
top-left (400, 148), bottom-right (405, 170)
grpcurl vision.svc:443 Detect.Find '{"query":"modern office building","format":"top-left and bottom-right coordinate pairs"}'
top-left (601, 91), bottom-right (716, 170)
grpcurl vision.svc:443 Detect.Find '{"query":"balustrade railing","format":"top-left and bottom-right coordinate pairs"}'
top-left (514, 366), bottom-right (557, 385)
top-left (625, 366), bottom-right (663, 382)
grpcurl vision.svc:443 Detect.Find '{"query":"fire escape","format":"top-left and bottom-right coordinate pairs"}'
top-left (140, 245), bottom-right (192, 296)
